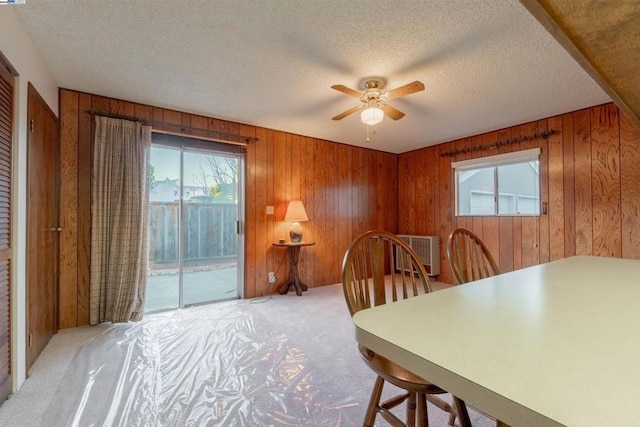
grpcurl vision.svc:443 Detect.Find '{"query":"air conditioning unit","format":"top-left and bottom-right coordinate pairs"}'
top-left (396, 235), bottom-right (440, 277)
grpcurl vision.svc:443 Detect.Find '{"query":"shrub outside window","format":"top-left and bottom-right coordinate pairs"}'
top-left (453, 148), bottom-right (540, 216)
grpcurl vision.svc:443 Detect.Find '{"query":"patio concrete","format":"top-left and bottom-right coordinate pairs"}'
top-left (145, 267), bottom-right (238, 312)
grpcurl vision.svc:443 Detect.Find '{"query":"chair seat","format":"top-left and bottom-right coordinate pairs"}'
top-left (343, 232), bottom-right (470, 427)
top-left (359, 345), bottom-right (447, 395)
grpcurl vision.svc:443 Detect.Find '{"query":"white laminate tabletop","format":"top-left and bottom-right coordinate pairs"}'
top-left (353, 256), bottom-right (640, 427)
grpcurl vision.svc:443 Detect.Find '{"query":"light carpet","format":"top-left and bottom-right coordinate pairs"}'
top-left (0, 282), bottom-right (495, 426)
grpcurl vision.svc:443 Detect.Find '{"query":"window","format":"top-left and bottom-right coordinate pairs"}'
top-left (454, 148), bottom-right (540, 216)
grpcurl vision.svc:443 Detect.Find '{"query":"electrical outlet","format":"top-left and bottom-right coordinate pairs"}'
top-left (268, 272), bottom-right (276, 284)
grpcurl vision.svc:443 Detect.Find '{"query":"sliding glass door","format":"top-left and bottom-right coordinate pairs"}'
top-left (145, 134), bottom-right (244, 312)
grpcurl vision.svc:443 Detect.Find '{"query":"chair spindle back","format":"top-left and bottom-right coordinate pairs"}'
top-left (447, 228), bottom-right (499, 285)
top-left (342, 230), bottom-right (431, 316)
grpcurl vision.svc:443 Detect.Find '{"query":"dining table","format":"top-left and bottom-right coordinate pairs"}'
top-left (352, 256), bottom-right (640, 426)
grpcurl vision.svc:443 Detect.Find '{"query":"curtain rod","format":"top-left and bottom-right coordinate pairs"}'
top-left (152, 129), bottom-right (247, 148)
top-left (85, 110), bottom-right (259, 144)
top-left (86, 109), bottom-right (151, 124)
top-left (439, 130), bottom-right (556, 157)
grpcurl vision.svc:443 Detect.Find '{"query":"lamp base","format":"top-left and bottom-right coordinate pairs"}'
top-left (290, 222), bottom-right (303, 242)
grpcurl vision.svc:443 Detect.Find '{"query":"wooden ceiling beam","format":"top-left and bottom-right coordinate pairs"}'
top-left (521, 0), bottom-right (640, 127)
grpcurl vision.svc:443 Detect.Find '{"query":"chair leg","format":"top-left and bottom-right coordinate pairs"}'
top-left (406, 393), bottom-right (417, 427)
top-left (452, 397), bottom-right (472, 427)
top-left (416, 393), bottom-right (428, 427)
top-left (364, 376), bottom-right (384, 427)
top-left (424, 394), bottom-right (456, 425)
top-left (425, 394), bottom-right (454, 414)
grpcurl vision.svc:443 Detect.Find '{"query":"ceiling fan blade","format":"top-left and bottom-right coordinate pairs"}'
top-left (380, 104), bottom-right (405, 120)
top-left (331, 84), bottom-right (361, 98)
top-left (385, 81), bottom-right (425, 100)
top-left (332, 105), bottom-right (362, 120)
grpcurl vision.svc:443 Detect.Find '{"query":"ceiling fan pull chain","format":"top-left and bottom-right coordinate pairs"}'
top-left (365, 124), bottom-right (377, 143)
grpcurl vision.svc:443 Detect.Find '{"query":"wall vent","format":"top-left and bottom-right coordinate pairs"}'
top-left (397, 235), bottom-right (440, 276)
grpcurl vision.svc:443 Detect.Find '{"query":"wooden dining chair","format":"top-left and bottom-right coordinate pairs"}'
top-left (342, 230), bottom-right (471, 427)
top-left (447, 228), bottom-right (500, 285)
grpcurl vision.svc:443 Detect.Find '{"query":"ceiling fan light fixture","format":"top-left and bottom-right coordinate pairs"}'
top-left (361, 106), bottom-right (384, 125)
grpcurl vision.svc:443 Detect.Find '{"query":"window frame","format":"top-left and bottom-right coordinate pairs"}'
top-left (453, 148), bottom-right (541, 217)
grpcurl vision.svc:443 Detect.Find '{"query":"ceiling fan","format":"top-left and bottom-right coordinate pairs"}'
top-left (331, 79), bottom-right (425, 125)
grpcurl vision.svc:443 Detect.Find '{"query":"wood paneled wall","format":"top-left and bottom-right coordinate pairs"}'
top-left (59, 92), bottom-right (639, 328)
top-left (58, 89), bottom-right (397, 328)
top-left (398, 103), bottom-right (640, 284)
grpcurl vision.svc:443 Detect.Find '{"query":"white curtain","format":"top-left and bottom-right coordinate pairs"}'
top-left (90, 116), bottom-right (151, 325)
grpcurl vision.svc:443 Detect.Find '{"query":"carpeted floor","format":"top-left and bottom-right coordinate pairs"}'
top-left (0, 282), bottom-right (495, 426)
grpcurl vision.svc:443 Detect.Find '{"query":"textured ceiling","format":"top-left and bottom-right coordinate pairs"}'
top-left (15, 0), bottom-right (610, 153)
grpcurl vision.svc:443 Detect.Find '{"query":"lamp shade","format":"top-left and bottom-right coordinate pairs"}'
top-left (284, 200), bottom-right (308, 222)
top-left (360, 106), bottom-right (384, 125)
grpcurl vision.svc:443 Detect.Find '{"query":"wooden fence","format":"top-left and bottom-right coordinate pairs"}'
top-left (149, 202), bottom-right (238, 264)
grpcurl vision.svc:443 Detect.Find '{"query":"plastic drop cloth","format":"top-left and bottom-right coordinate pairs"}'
top-left (45, 303), bottom-right (360, 426)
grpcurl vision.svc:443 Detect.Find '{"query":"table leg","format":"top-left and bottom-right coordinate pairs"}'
top-left (278, 246), bottom-right (308, 296)
top-left (278, 281), bottom-right (292, 295)
top-left (288, 268), bottom-right (302, 296)
top-left (277, 271), bottom-right (295, 295)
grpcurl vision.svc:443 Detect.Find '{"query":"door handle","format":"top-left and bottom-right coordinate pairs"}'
top-left (49, 227), bottom-right (62, 232)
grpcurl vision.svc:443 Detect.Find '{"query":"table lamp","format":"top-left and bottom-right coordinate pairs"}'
top-left (284, 200), bottom-right (308, 242)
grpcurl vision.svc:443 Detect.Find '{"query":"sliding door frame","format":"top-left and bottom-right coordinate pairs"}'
top-left (148, 131), bottom-right (245, 311)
